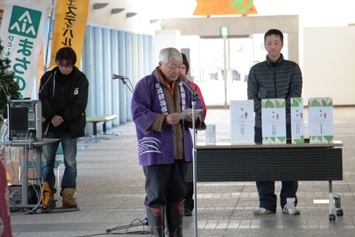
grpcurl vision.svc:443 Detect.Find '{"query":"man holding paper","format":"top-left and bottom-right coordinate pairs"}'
top-left (131, 47), bottom-right (205, 237)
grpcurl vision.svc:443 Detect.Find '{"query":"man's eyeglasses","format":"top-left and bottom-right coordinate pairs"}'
top-left (57, 63), bottom-right (73, 69)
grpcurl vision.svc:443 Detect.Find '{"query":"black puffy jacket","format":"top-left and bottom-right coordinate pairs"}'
top-left (247, 54), bottom-right (303, 127)
top-left (39, 66), bottom-right (89, 138)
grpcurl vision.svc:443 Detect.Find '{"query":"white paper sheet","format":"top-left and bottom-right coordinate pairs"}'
top-left (179, 108), bottom-right (203, 119)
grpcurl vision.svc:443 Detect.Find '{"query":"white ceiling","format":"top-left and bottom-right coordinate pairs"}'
top-left (116, 0), bottom-right (355, 28)
top-left (1, 0), bottom-right (355, 27)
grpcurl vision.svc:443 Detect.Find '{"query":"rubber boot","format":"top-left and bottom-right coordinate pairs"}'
top-left (146, 206), bottom-right (165, 237)
top-left (62, 188), bottom-right (78, 207)
top-left (166, 202), bottom-right (184, 237)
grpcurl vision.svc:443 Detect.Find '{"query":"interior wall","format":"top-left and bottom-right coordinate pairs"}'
top-left (161, 16), bottom-right (299, 64)
top-left (81, 25), bottom-right (154, 134)
top-left (162, 17), bottom-right (355, 106)
top-left (303, 27), bottom-right (355, 105)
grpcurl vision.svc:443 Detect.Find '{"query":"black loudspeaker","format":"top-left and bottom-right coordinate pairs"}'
top-left (7, 100), bottom-right (42, 141)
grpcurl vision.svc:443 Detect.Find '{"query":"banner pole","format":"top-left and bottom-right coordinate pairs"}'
top-left (44, 0), bottom-right (56, 69)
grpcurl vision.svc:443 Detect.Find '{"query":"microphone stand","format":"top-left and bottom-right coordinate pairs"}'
top-left (113, 75), bottom-right (134, 94)
top-left (190, 91), bottom-right (198, 237)
top-left (182, 78), bottom-right (199, 237)
top-left (106, 76), bottom-right (152, 235)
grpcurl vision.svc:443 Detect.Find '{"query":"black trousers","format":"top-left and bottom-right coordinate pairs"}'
top-left (143, 161), bottom-right (188, 207)
top-left (254, 125), bottom-right (298, 211)
top-left (184, 181), bottom-right (194, 210)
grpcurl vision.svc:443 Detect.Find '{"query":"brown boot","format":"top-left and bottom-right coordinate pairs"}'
top-left (62, 188), bottom-right (78, 207)
top-left (41, 182), bottom-right (56, 209)
top-left (48, 189), bottom-right (56, 209)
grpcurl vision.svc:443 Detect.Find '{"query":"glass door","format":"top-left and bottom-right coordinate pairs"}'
top-left (196, 34), bottom-right (288, 107)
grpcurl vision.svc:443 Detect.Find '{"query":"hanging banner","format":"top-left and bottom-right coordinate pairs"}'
top-left (49, 0), bottom-right (90, 68)
top-left (37, 41), bottom-right (45, 89)
top-left (194, 0), bottom-right (257, 16)
top-left (0, 0), bottom-right (49, 99)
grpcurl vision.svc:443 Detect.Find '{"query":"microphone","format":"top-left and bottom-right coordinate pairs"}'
top-left (181, 79), bottom-right (198, 97)
top-left (112, 74), bottom-right (127, 80)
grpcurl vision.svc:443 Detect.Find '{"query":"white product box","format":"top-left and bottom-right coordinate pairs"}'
top-left (205, 124), bottom-right (216, 145)
top-left (308, 97), bottom-right (334, 143)
top-left (230, 100), bottom-right (254, 144)
top-left (261, 99), bottom-right (286, 144)
top-left (291, 97), bottom-right (305, 144)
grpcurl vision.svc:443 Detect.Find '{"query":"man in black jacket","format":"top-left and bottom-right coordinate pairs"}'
top-left (39, 47), bottom-right (89, 208)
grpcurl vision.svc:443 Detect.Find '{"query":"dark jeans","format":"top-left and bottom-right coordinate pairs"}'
top-left (42, 131), bottom-right (77, 191)
top-left (254, 125), bottom-right (298, 211)
top-left (143, 161), bottom-right (188, 207)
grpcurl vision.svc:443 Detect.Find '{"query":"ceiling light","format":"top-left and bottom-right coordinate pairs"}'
top-left (111, 8), bottom-right (124, 14)
top-left (126, 12), bottom-right (137, 18)
top-left (150, 19), bottom-right (159, 24)
top-left (93, 3), bottom-right (109, 10)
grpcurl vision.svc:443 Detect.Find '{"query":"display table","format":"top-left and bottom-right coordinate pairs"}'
top-left (186, 141), bottom-right (343, 221)
top-left (2, 138), bottom-right (59, 212)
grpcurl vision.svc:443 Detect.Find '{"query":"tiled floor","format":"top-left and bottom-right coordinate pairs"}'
top-left (9, 107), bottom-right (355, 237)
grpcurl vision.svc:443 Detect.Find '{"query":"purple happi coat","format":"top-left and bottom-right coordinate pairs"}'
top-left (131, 68), bottom-right (204, 167)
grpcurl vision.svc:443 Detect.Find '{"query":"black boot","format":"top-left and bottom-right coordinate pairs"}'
top-left (166, 202), bottom-right (183, 237)
top-left (146, 206), bottom-right (165, 237)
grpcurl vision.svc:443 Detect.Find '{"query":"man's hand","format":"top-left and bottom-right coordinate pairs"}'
top-left (184, 114), bottom-right (199, 122)
top-left (166, 113), bottom-right (180, 125)
top-left (51, 115), bottom-right (64, 127)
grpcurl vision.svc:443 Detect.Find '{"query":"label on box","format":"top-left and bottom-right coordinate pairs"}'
top-left (291, 98), bottom-right (304, 144)
top-left (308, 97), bottom-right (334, 143)
top-left (205, 124), bottom-right (216, 145)
top-left (261, 99), bottom-right (286, 144)
top-left (230, 100), bottom-right (254, 144)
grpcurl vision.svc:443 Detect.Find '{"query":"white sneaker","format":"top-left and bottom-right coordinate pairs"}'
top-left (253, 207), bottom-right (275, 215)
top-left (282, 198), bottom-right (300, 215)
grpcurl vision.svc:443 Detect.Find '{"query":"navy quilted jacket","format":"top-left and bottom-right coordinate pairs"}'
top-left (247, 54), bottom-right (303, 127)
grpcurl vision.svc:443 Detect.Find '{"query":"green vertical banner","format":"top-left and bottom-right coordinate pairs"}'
top-left (0, 0), bottom-right (50, 99)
